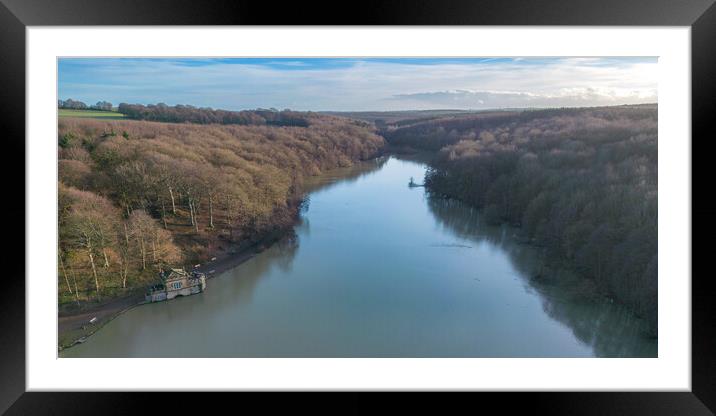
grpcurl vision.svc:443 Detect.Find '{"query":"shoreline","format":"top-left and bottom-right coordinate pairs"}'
top-left (58, 227), bottom-right (293, 352)
top-left (423, 187), bottom-right (658, 339)
top-left (58, 155), bottom-right (382, 351)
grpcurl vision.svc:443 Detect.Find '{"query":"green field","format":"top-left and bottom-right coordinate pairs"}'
top-left (59, 109), bottom-right (126, 120)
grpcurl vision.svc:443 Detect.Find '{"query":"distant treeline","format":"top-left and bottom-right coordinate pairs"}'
top-left (385, 105), bottom-right (658, 335)
top-left (58, 114), bottom-right (384, 307)
top-left (59, 100), bottom-right (318, 127)
top-left (117, 103), bottom-right (312, 127)
top-left (59, 99), bottom-right (113, 111)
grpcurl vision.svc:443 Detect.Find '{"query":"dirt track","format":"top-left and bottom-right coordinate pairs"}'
top-left (58, 242), bottom-right (263, 351)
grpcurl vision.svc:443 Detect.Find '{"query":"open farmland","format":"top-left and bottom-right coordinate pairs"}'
top-left (59, 109), bottom-right (126, 120)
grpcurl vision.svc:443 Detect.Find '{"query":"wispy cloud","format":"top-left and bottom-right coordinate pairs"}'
top-left (58, 57), bottom-right (658, 111)
top-left (392, 87), bottom-right (657, 109)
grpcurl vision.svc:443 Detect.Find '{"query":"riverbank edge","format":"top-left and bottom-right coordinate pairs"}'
top-left (58, 222), bottom-right (297, 351)
top-left (57, 154), bottom-right (388, 352)
top-left (391, 144), bottom-right (657, 338)
top-left (422, 182), bottom-right (658, 339)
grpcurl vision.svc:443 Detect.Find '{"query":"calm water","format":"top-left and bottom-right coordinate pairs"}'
top-left (62, 156), bottom-right (657, 357)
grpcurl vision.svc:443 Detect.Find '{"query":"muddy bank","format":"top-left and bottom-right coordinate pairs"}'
top-left (58, 157), bottom-right (387, 352)
top-left (58, 225), bottom-right (295, 352)
top-left (58, 291), bottom-right (145, 351)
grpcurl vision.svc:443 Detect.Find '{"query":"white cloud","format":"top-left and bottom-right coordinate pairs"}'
top-left (392, 87), bottom-right (657, 109)
top-left (59, 58), bottom-right (658, 111)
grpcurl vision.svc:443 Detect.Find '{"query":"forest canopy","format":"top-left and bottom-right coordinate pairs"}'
top-left (116, 103), bottom-right (314, 127)
top-left (383, 104), bottom-right (658, 334)
top-left (58, 113), bottom-right (384, 307)
top-left (56, 100), bottom-right (658, 336)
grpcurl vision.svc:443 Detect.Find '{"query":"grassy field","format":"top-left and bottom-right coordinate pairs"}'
top-left (59, 109), bottom-right (126, 120)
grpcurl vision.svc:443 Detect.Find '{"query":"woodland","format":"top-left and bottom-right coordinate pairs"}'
top-left (382, 105), bottom-right (658, 334)
top-left (58, 110), bottom-right (384, 307)
top-left (58, 102), bottom-right (658, 336)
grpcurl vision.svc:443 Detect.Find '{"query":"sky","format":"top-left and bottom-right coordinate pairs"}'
top-left (58, 57), bottom-right (658, 112)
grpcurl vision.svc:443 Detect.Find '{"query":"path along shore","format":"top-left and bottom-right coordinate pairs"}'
top-left (58, 238), bottom-right (277, 351)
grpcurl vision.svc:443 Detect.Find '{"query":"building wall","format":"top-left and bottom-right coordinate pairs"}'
top-left (147, 273), bottom-right (206, 302)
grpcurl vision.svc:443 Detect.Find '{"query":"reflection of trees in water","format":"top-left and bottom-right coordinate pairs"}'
top-left (211, 229), bottom-right (300, 311)
top-left (538, 295), bottom-right (656, 357)
top-left (426, 195), bottom-right (657, 357)
top-left (274, 229), bottom-right (300, 274)
top-left (391, 151), bottom-right (436, 166)
top-left (208, 158), bottom-right (388, 313)
top-left (302, 156), bottom-right (389, 195)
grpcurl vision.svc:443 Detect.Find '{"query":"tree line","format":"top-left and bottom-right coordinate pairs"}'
top-left (59, 99), bottom-right (113, 111)
top-left (116, 103), bottom-right (312, 127)
top-left (384, 104), bottom-right (658, 335)
top-left (58, 113), bottom-right (384, 308)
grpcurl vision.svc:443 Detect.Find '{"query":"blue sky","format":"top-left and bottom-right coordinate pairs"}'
top-left (58, 57), bottom-right (658, 111)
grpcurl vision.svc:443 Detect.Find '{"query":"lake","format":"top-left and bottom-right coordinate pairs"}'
top-left (61, 156), bottom-right (657, 357)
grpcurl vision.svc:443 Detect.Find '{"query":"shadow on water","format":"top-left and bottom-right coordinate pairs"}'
top-left (425, 195), bottom-right (657, 357)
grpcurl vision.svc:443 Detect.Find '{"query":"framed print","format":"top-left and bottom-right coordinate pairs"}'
top-left (2, 0), bottom-right (715, 414)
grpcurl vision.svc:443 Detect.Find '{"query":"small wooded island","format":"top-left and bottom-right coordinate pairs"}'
top-left (58, 101), bottom-right (657, 355)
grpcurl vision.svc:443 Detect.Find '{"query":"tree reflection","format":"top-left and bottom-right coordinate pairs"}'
top-left (210, 157), bottom-right (388, 311)
top-left (426, 194), bottom-right (657, 357)
top-left (302, 156), bottom-right (389, 194)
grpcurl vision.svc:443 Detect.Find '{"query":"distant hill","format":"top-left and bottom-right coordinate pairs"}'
top-left (321, 109), bottom-right (499, 126)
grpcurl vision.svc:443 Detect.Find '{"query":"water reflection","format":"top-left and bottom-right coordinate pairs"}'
top-left (62, 156), bottom-right (656, 358)
top-left (302, 156), bottom-right (389, 194)
top-left (425, 195), bottom-right (657, 357)
top-left (202, 157), bottom-right (387, 311)
top-left (218, 232), bottom-right (300, 308)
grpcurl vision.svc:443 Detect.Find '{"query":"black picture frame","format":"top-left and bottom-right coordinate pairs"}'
top-left (1, 0), bottom-right (714, 414)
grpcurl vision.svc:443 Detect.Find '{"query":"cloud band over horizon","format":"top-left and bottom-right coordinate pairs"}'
top-left (58, 57), bottom-right (658, 111)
